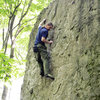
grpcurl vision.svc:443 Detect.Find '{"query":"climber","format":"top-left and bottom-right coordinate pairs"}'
top-left (33, 19), bottom-right (55, 80)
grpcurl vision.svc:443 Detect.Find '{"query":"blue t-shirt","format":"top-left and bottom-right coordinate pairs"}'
top-left (34, 26), bottom-right (48, 46)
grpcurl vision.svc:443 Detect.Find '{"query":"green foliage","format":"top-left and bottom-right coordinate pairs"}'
top-left (0, 0), bottom-right (52, 29)
top-left (0, 50), bottom-right (24, 83)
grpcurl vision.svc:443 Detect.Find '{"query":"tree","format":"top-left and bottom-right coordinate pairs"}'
top-left (1, 1), bottom-right (33, 99)
top-left (0, 50), bottom-right (19, 100)
top-left (0, 0), bottom-right (52, 100)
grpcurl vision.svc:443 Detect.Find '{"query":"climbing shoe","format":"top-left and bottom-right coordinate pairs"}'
top-left (45, 74), bottom-right (55, 80)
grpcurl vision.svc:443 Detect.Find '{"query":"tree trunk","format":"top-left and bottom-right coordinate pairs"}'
top-left (2, 28), bottom-right (5, 49)
top-left (1, 1), bottom-right (32, 100)
top-left (2, 85), bottom-right (8, 100)
top-left (10, 39), bottom-right (15, 58)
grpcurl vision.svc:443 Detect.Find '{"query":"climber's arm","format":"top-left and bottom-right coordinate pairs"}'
top-left (41, 37), bottom-right (53, 44)
top-left (38, 19), bottom-right (46, 27)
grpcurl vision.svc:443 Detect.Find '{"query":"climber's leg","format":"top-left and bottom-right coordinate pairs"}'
top-left (34, 52), bottom-right (44, 76)
top-left (40, 49), bottom-right (50, 75)
top-left (37, 44), bottom-right (54, 80)
top-left (37, 44), bottom-right (50, 75)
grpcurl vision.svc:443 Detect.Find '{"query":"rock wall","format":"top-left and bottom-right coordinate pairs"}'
top-left (21, 0), bottom-right (100, 100)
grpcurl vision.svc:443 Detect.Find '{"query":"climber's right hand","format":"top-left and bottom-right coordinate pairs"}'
top-left (49, 40), bottom-right (53, 44)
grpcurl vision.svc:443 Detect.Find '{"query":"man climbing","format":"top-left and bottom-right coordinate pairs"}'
top-left (33, 19), bottom-right (54, 80)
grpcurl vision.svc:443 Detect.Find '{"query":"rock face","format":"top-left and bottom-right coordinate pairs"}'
top-left (21, 0), bottom-right (100, 100)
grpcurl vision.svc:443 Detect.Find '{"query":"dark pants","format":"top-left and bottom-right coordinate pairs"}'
top-left (34, 44), bottom-right (50, 75)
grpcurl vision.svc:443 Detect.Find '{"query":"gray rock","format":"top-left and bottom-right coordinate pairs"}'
top-left (21, 0), bottom-right (100, 100)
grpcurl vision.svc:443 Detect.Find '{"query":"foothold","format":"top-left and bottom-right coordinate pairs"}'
top-left (85, 50), bottom-right (88, 54)
top-left (78, 27), bottom-right (81, 32)
top-left (30, 88), bottom-right (33, 94)
top-left (58, 28), bottom-right (62, 30)
top-left (89, 7), bottom-right (93, 11)
top-left (76, 93), bottom-right (80, 97)
top-left (70, 26), bottom-right (74, 30)
top-left (72, 1), bottom-right (75, 4)
top-left (76, 35), bottom-right (79, 41)
top-left (63, 36), bottom-right (67, 39)
top-left (68, 54), bottom-right (71, 57)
